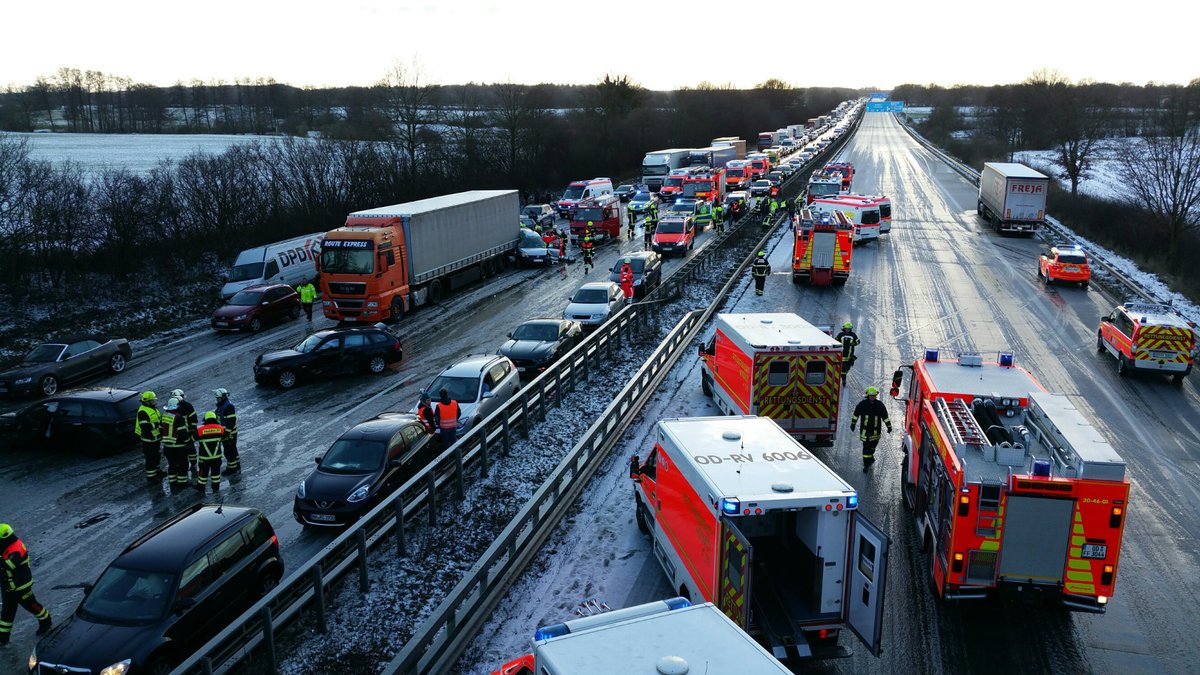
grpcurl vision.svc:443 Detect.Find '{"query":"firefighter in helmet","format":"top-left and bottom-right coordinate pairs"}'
top-left (0, 523), bottom-right (52, 644)
top-left (581, 234), bottom-right (595, 274)
top-left (135, 391), bottom-right (162, 480)
top-left (850, 386), bottom-right (892, 472)
top-left (751, 250), bottom-right (771, 296)
top-left (837, 321), bottom-right (861, 383)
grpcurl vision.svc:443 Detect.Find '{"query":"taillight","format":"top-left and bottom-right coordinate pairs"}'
top-left (1101, 564), bottom-right (1114, 585)
top-left (1110, 506), bottom-right (1123, 528)
top-left (271, 534), bottom-right (279, 548)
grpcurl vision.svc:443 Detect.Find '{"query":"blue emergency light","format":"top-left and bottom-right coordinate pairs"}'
top-left (998, 352), bottom-right (1015, 368)
top-left (847, 495), bottom-right (859, 509)
top-left (1032, 460), bottom-right (1052, 477)
top-left (721, 498), bottom-right (740, 515)
top-left (925, 349), bottom-right (939, 362)
top-left (535, 623), bottom-right (571, 641)
top-left (663, 597), bottom-right (692, 610)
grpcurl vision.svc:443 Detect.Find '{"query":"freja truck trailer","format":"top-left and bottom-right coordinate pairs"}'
top-left (977, 162), bottom-right (1049, 234)
top-left (320, 190), bottom-right (519, 322)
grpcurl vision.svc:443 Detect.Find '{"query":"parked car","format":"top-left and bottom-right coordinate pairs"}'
top-left (294, 413), bottom-right (435, 527)
top-left (628, 190), bottom-right (660, 214)
top-left (749, 179), bottom-right (773, 197)
top-left (415, 354), bottom-right (520, 432)
top-left (667, 198), bottom-right (699, 218)
top-left (563, 281), bottom-right (626, 329)
top-left (498, 318), bottom-right (584, 379)
top-left (0, 388), bottom-right (140, 456)
top-left (652, 216), bottom-right (696, 257)
top-left (521, 204), bottom-right (556, 229)
top-left (211, 283), bottom-right (300, 332)
top-left (31, 505), bottom-right (283, 675)
top-left (614, 184), bottom-right (640, 202)
top-left (767, 171), bottom-right (785, 187)
top-left (608, 251), bottom-right (663, 299)
top-left (253, 324), bottom-right (403, 389)
top-left (1039, 243), bottom-right (1091, 287)
top-left (516, 227), bottom-right (565, 267)
top-left (724, 191), bottom-right (750, 218)
top-left (777, 163), bottom-right (797, 178)
top-left (0, 336), bottom-right (133, 398)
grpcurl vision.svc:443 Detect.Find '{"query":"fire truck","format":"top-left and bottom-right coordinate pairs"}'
top-left (629, 416), bottom-right (890, 660)
top-left (699, 313), bottom-right (842, 445)
top-left (493, 599), bottom-right (791, 675)
top-left (889, 350), bottom-right (1129, 613)
top-left (725, 159), bottom-right (752, 191)
top-left (809, 196), bottom-right (882, 243)
top-left (792, 210), bottom-right (853, 286)
top-left (568, 194), bottom-right (621, 243)
top-left (806, 170), bottom-right (843, 204)
top-left (681, 167), bottom-right (726, 203)
top-left (824, 162), bottom-right (855, 191)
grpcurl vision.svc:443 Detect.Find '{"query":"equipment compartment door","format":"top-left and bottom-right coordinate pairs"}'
top-left (718, 516), bottom-right (753, 629)
top-left (998, 496), bottom-right (1073, 583)
top-left (846, 511), bottom-right (890, 657)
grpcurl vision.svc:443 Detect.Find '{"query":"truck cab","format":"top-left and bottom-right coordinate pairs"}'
top-left (569, 194), bottom-right (622, 243)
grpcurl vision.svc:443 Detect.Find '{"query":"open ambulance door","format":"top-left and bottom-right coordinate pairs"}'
top-left (717, 516), bottom-right (752, 629)
top-left (845, 511), bottom-right (890, 657)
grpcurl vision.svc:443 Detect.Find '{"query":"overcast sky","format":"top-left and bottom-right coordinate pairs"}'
top-left (4, 1), bottom-right (1196, 91)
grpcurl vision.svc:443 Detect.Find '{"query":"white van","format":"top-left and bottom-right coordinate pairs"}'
top-left (555, 177), bottom-right (614, 218)
top-left (219, 232), bottom-right (324, 300)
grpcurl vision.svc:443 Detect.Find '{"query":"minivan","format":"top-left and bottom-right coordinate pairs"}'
top-left (31, 505), bottom-right (283, 675)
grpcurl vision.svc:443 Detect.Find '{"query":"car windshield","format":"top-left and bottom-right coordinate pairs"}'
top-left (512, 323), bottom-right (560, 342)
top-left (669, 203), bottom-right (693, 213)
top-left (228, 262), bottom-right (265, 283)
top-left (656, 220), bottom-right (686, 234)
top-left (631, 193), bottom-right (651, 203)
top-left (561, 187), bottom-right (584, 200)
top-left (519, 230), bottom-right (546, 247)
top-left (571, 288), bottom-right (609, 304)
top-left (522, 206), bottom-right (542, 217)
top-left (227, 291), bottom-right (264, 306)
top-left (78, 565), bottom-right (175, 626)
top-left (753, 181), bottom-right (770, 188)
top-left (664, 177), bottom-right (684, 188)
top-left (809, 183), bottom-right (839, 196)
top-left (294, 334), bottom-right (327, 353)
top-left (321, 247), bottom-right (374, 275)
top-left (23, 344), bottom-right (65, 362)
top-left (426, 375), bottom-right (481, 403)
top-left (617, 185), bottom-right (634, 192)
top-left (320, 438), bottom-right (385, 474)
top-left (1058, 254), bottom-right (1087, 264)
top-left (575, 208), bottom-right (603, 222)
top-left (727, 168), bottom-right (744, 178)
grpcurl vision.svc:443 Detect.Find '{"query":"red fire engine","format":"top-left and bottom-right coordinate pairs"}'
top-left (824, 162), bottom-right (854, 191)
top-left (792, 209), bottom-right (853, 286)
top-left (568, 194), bottom-right (621, 243)
top-left (682, 167), bottom-right (727, 203)
top-left (890, 350), bottom-right (1129, 613)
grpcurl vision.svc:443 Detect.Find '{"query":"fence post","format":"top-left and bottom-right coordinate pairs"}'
top-left (554, 370), bottom-right (563, 407)
top-left (520, 398), bottom-right (530, 438)
top-left (261, 605), bottom-right (277, 672)
top-left (311, 565), bottom-right (327, 634)
top-left (394, 499), bottom-right (406, 557)
top-left (502, 415), bottom-right (512, 457)
top-left (200, 658), bottom-right (214, 675)
top-left (427, 473), bottom-right (438, 527)
top-left (357, 530), bottom-right (370, 593)
top-left (479, 431), bottom-right (490, 475)
top-left (454, 444), bottom-right (465, 501)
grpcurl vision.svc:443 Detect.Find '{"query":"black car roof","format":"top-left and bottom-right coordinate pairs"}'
top-left (50, 334), bottom-right (107, 345)
top-left (339, 412), bottom-right (419, 442)
top-left (50, 387), bottom-right (139, 403)
top-left (313, 325), bottom-right (390, 339)
top-left (116, 505), bottom-right (259, 571)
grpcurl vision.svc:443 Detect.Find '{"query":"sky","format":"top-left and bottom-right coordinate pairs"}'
top-left (3, 1), bottom-right (1197, 91)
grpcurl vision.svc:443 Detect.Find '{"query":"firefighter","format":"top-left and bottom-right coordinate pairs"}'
top-left (585, 220), bottom-right (594, 241)
top-left (644, 210), bottom-right (658, 249)
top-left (169, 388), bottom-right (198, 477)
top-left (417, 392), bottom-right (436, 436)
top-left (837, 321), bottom-right (860, 383)
top-left (0, 524), bottom-right (51, 644)
top-left (619, 257), bottom-right (635, 302)
top-left (850, 386), bottom-right (892, 472)
top-left (581, 234), bottom-right (595, 274)
top-left (160, 397), bottom-right (192, 492)
top-left (786, 196), bottom-right (796, 219)
top-left (768, 197), bottom-right (779, 225)
top-left (626, 208), bottom-right (636, 240)
top-left (296, 278), bottom-right (317, 321)
top-left (213, 388), bottom-right (240, 474)
top-left (136, 391), bottom-right (162, 480)
top-left (195, 411), bottom-right (226, 493)
top-left (751, 251), bottom-right (771, 296)
top-left (714, 203), bottom-right (725, 235)
top-left (756, 196), bottom-right (769, 224)
top-left (695, 201), bottom-right (712, 231)
top-left (433, 387), bottom-right (461, 448)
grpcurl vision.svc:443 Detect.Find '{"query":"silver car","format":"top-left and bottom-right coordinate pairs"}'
top-left (415, 355), bottom-right (520, 432)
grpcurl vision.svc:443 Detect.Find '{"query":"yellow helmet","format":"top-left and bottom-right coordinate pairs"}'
top-left (866, 386), bottom-right (879, 396)
top-left (0, 523), bottom-right (12, 539)
top-left (140, 391), bottom-right (157, 403)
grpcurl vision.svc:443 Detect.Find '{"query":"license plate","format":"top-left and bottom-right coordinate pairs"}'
top-left (1080, 543), bottom-right (1107, 559)
top-left (215, 321), bottom-right (229, 327)
top-left (517, 366), bottom-right (526, 372)
top-left (1063, 265), bottom-right (1079, 272)
top-left (1151, 350), bottom-right (1178, 360)
top-left (309, 513), bottom-right (336, 522)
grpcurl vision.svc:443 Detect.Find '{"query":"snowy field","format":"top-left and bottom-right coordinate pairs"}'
top-left (2, 131), bottom-right (272, 177)
top-left (1015, 141), bottom-right (1129, 202)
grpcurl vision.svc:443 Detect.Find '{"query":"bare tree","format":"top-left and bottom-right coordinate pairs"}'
top-left (379, 59), bottom-right (441, 197)
top-left (1022, 70), bottom-right (1107, 194)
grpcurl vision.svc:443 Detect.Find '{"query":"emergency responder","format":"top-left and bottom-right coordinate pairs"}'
top-left (837, 321), bottom-right (860, 383)
top-left (136, 391), bottom-right (162, 480)
top-left (648, 200), bottom-right (658, 221)
top-left (213, 388), bottom-right (240, 474)
top-left (626, 208), bottom-right (636, 240)
top-left (195, 411), bottom-right (226, 493)
top-left (751, 251), bottom-right (771, 296)
top-left (695, 201), bottom-right (712, 231)
top-left (756, 196), bottom-right (769, 224)
top-left (786, 196), bottom-right (796, 219)
top-left (0, 524), bottom-right (51, 644)
top-left (768, 197), bottom-right (779, 225)
top-left (714, 203), bottom-right (725, 235)
top-left (850, 387), bottom-right (892, 472)
top-left (581, 234), bottom-right (595, 274)
top-left (585, 220), bottom-right (594, 240)
top-left (619, 258), bottom-right (635, 302)
top-left (160, 397), bottom-right (192, 492)
top-left (433, 387), bottom-right (461, 448)
top-left (417, 393), bottom-right (436, 435)
top-left (169, 388), bottom-right (198, 477)
top-left (558, 229), bottom-right (568, 262)
top-left (644, 210), bottom-right (658, 248)
top-left (296, 278), bottom-right (317, 321)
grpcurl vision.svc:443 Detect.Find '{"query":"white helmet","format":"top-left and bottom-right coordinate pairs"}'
top-left (165, 397), bottom-right (180, 411)
top-left (213, 388), bottom-right (229, 399)
top-left (170, 388), bottom-right (185, 400)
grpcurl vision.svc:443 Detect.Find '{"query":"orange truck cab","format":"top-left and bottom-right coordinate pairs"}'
top-left (1098, 301), bottom-right (1196, 383)
top-left (651, 215), bottom-right (695, 257)
top-left (724, 160), bottom-right (751, 191)
top-left (745, 156), bottom-right (770, 181)
top-left (792, 209), bottom-right (853, 286)
top-left (699, 312), bottom-right (843, 444)
top-left (569, 194), bottom-right (622, 243)
top-left (1038, 243), bottom-right (1091, 287)
top-left (658, 169), bottom-right (692, 202)
top-left (681, 167), bottom-right (726, 203)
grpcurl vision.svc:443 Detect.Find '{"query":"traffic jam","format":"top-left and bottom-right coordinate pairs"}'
top-left (2, 98), bottom-right (1198, 674)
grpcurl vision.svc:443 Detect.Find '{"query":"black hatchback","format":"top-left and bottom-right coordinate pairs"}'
top-left (0, 387), bottom-right (140, 456)
top-left (31, 504), bottom-right (283, 675)
top-left (253, 324), bottom-right (403, 389)
top-left (294, 413), bottom-right (434, 527)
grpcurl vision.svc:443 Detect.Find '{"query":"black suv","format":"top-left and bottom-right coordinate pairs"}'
top-left (253, 324), bottom-right (403, 388)
top-left (294, 413), bottom-right (435, 527)
top-left (31, 505), bottom-right (283, 675)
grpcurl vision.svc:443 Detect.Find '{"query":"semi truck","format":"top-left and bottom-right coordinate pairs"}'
top-left (756, 131), bottom-right (779, 151)
top-left (629, 416), bottom-right (890, 660)
top-left (710, 136), bottom-right (747, 159)
top-left (641, 149), bottom-right (693, 192)
top-left (320, 190), bottom-right (519, 322)
top-left (688, 145), bottom-right (737, 169)
top-left (792, 210), bottom-right (853, 286)
top-left (978, 162), bottom-right (1049, 234)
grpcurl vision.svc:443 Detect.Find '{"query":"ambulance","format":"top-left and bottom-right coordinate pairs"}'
top-left (889, 350), bottom-right (1129, 612)
top-left (699, 313), bottom-right (842, 445)
top-left (629, 416), bottom-right (890, 660)
top-left (809, 196), bottom-right (882, 243)
top-left (792, 209), bottom-right (853, 286)
top-left (492, 599), bottom-right (791, 675)
top-left (840, 193), bottom-right (892, 233)
top-left (1098, 301), bottom-right (1196, 383)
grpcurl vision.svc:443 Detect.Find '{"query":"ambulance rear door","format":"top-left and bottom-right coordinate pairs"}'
top-left (717, 516), bottom-right (753, 629)
top-left (845, 511), bottom-right (889, 657)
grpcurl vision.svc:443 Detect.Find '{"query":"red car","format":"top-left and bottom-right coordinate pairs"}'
top-left (211, 283), bottom-right (301, 332)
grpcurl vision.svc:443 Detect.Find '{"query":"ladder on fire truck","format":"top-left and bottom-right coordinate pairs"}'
top-left (933, 397), bottom-right (985, 447)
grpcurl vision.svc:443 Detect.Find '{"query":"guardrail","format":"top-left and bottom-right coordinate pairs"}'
top-left (173, 111), bottom-right (862, 675)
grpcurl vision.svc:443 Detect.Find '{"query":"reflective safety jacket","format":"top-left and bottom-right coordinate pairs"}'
top-left (2, 537), bottom-right (34, 592)
top-left (417, 403), bottom-right (436, 434)
top-left (297, 283), bottom-right (317, 303)
top-left (175, 399), bottom-right (197, 443)
top-left (751, 258), bottom-right (771, 279)
top-left (837, 328), bottom-right (861, 360)
top-left (135, 405), bottom-right (161, 442)
top-left (435, 400), bottom-right (461, 429)
top-left (216, 400), bottom-right (238, 439)
top-left (851, 397), bottom-right (892, 442)
top-left (160, 410), bottom-right (189, 449)
top-left (196, 421), bottom-right (226, 460)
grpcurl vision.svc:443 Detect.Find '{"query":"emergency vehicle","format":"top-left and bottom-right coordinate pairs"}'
top-left (568, 194), bottom-right (621, 243)
top-left (699, 313), bottom-right (843, 444)
top-left (629, 416), bottom-right (890, 660)
top-left (555, 177), bottom-right (613, 218)
top-left (658, 168), bottom-right (696, 202)
top-left (809, 196), bottom-right (882, 243)
top-left (1098, 301), bottom-right (1196, 383)
top-left (682, 167), bottom-right (727, 203)
top-left (492, 599), bottom-right (791, 675)
top-left (840, 193), bottom-right (892, 233)
top-left (745, 155), bottom-right (770, 181)
top-left (889, 350), bottom-right (1129, 613)
top-left (792, 210), bottom-right (853, 287)
top-left (806, 170), bottom-right (843, 204)
top-left (725, 159), bottom-right (752, 191)
top-left (824, 162), bottom-right (854, 191)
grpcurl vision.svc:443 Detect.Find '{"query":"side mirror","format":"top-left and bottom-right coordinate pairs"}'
top-left (388, 458), bottom-right (403, 468)
top-left (1100, 316), bottom-right (1112, 323)
top-left (83, 583), bottom-right (93, 596)
top-left (314, 454), bottom-right (324, 464)
top-left (173, 597), bottom-right (198, 614)
top-left (482, 391), bottom-right (495, 399)
top-left (262, 301), bottom-right (270, 306)
top-left (629, 455), bottom-right (641, 481)
top-left (506, 332), bottom-right (513, 338)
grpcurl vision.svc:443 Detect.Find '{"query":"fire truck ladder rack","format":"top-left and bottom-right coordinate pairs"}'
top-left (933, 397), bottom-right (986, 449)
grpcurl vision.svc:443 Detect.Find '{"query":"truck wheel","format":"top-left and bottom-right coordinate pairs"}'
top-left (277, 369), bottom-right (298, 389)
top-left (1036, 265), bottom-right (1043, 279)
top-left (702, 374), bottom-right (712, 396)
top-left (40, 375), bottom-right (58, 396)
top-left (977, 201), bottom-right (983, 216)
top-left (109, 353), bottom-right (127, 373)
top-left (1172, 373), bottom-right (1185, 386)
top-left (428, 280), bottom-right (444, 304)
top-left (387, 298), bottom-right (404, 324)
top-left (1081, 280), bottom-right (1089, 289)
top-left (1117, 356), bottom-right (1129, 377)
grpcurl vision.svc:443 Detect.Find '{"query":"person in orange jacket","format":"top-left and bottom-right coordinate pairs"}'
top-left (619, 257), bottom-right (635, 302)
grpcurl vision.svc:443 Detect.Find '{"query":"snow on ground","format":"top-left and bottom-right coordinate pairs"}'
top-left (2, 131), bottom-right (273, 177)
top-left (1014, 139), bottom-right (1132, 202)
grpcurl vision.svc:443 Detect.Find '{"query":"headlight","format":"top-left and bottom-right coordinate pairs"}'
top-left (28, 649), bottom-right (37, 671)
top-left (347, 485), bottom-right (370, 503)
top-left (15, 376), bottom-right (32, 385)
top-left (234, 314), bottom-right (247, 321)
top-left (366, 301), bottom-right (379, 308)
top-left (296, 481), bottom-right (306, 499)
top-left (323, 300), bottom-right (333, 307)
top-left (100, 660), bottom-right (132, 675)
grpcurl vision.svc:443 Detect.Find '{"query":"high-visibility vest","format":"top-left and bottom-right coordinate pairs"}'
top-left (161, 411), bottom-right (188, 448)
top-left (437, 400), bottom-right (460, 429)
top-left (196, 422), bottom-right (225, 460)
top-left (135, 405), bottom-right (161, 441)
top-left (2, 537), bottom-right (33, 591)
top-left (298, 283), bottom-right (316, 303)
